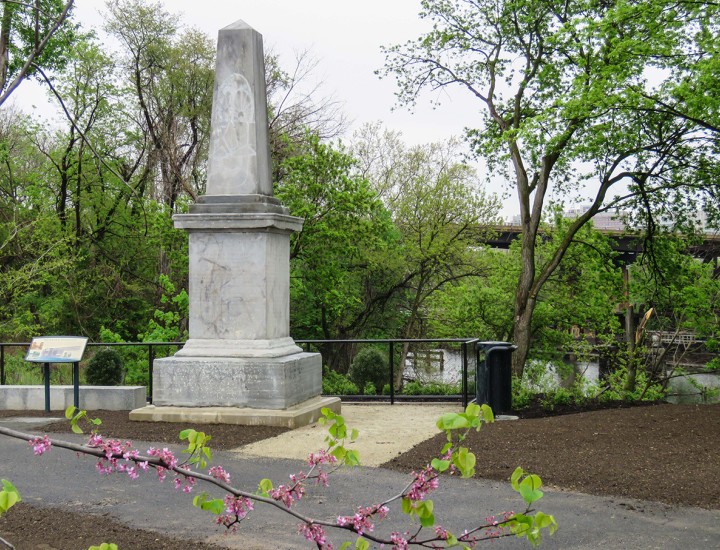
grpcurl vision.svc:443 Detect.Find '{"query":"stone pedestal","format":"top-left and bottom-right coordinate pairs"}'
top-left (130, 20), bottom-right (335, 428)
top-left (141, 211), bottom-right (329, 424)
top-left (152, 353), bottom-right (321, 409)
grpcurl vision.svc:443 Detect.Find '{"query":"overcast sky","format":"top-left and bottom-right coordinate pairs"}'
top-left (16, 0), bottom-right (514, 215)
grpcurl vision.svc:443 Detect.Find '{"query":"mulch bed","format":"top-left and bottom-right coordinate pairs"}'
top-left (382, 402), bottom-right (720, 510)
top-left (1, 402), bottom-right (719, 549)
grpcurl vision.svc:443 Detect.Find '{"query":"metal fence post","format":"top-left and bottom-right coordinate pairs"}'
top-left (148, 344), bottom-right (155, 403)
top-left (1, 345), bottom-right (5, 385)
top-left (462, 341), bottom-right (468, 408)
top-left (73, 362), bottom-right (80, 409)
top-left (389, 341), bottom-right (395, 405)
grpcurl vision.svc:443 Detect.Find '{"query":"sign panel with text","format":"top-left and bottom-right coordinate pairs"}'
top-left (25, 336), bottom-right (89, 363)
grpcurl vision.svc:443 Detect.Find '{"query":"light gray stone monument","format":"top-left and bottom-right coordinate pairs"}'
top-left (130, 20), bottom-right (339, 428)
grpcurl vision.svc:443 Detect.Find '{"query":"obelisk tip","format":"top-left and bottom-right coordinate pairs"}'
top-left (220, 19), bottom-right (256, 32)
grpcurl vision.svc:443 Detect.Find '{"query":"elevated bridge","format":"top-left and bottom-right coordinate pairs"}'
top-left (482, 224), bottom-right (720, 267)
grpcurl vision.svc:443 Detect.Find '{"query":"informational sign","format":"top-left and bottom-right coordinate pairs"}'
top-left (25, 336), bottom-right (88, 363)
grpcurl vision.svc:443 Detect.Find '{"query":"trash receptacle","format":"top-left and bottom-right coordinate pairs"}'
top-left (476, 342), bottom-right (516, 414)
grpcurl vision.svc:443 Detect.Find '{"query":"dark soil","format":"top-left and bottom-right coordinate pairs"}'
top-left (1, 402), bottom-right (719, 549)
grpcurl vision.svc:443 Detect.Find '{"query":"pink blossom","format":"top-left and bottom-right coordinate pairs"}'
top-left (406, 466), bottom-right (439, 501)
top-left (307, 449), bottom-right (338, 466)
top-left (147, 447), bottom-right (178, 469)
top-left (28, 435), bottom-right (51, 455)
top-left (216, 495), bottom-right (254, 532)
top-left (298, 523), bottom-right (332, 549)
top-left (336, 505), bottom-right (389, 535)
top-left (209, 466), bottom-right (231, 483)
top-left (390, 533), bottom-right (408, 549)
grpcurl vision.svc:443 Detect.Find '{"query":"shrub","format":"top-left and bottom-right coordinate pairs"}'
top-left (402, 381), bottom-right (460, 395)
top-left (512, 375), bottom-right (533, 409)
top-left (363, 381), bottom-right (377, 395)
top-left (322, 368), bottom-right (359, 395)
top-left (704, 357), bottom-right (720, 372)
top-left (348, 347), bottom-right (388, 392)
top-left (85, 349), bottom-right (124, 386)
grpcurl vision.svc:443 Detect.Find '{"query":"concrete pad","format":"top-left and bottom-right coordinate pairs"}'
top-left (0, 385), bottom-right (147, 411)
top-left (231, 403), bottom-right (465, 467)
top-left (129, 396), bottom-right (340, 429)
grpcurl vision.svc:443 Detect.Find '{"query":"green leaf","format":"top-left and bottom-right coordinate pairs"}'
top-left (401, 496), bottom-right (412, 514)
top-left (452, 447), bottom-right (476, 478)
top-left (355, 538), bottom-right (370, 550)
top-left (258, 478), bottom-right (273, 496)
top-left (417, 500), bottom-right (435, 527)
top-left (350, 428), bottom-right (360, 441)
top-left (431, 458), bottom-right (450, 472)
top-left (510, 466), bottom-right (524, 491)
top-left (339, 543), bottom-right (352, 550)
top-left (464, 402), bottom-right (481, 418)
top-left (480, 404), bottom-right (494, 424)
top-left (518, 475), bottom-right (544, 505)
top-left (65, 406), bottom-right (77, 419)
top-left (71, 423), bottom-right (84, 434)
top-left (0, 490), bottom-right (20, 514)
top-left (345, 449), bottom-right (360, 466)
top-left (192, 493), bottom-right (225, 515)
top-left (179, 429), bottom-right (193, 440)
top-left (436, 413), bottom-right (469, 430)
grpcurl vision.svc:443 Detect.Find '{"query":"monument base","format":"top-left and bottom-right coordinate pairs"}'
top-left (151, 352), bottom-right (321, 409)
top-left (129, 396), bottom-right (340, 429)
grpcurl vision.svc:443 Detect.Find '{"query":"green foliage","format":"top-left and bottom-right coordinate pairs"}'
top-left (436, 403), bottom-right (494, 478)
top-left (348, 348), bottom-right (388, 393)
top-left (704, 358), bottom-right (720, 373)
top-left (0, 479), bottom-right (21, 517)
top-left (277, 135), bottom-right (397, 342)
top-left (317, 408), bottom-right (361, 467)
top-left (402, 381), bottom-right (461, 396)
top-left (85, 349), bottom-right (124, 386)
top-left (362, 381), bottom-right (377, 395)
top-left (192, 492), bottom-right (225, 515)
top-left (512, 376), bottom-right (534, 410)
top-left (65, 406), bottom-right (102, 435)
top-left (138, 275), bottom-right (189, 343)
top-left (0, 0), bottom-right (78, 103)
top-left (179, 429), bottom-right (213, 470)
top-left (88, 544), bottom-right (118, 550)
top-left (322, 368), bottom-right (359, 395)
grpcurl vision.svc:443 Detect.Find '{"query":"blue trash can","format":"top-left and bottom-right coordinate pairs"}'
top-left (476, 342), bottom-right (516, 414)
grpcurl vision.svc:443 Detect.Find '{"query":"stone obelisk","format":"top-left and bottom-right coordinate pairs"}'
top-left (131, 20), bottom-right (339, 428)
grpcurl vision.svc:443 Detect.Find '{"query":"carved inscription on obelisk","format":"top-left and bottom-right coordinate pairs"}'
top-left (205, 20), bottom-right (272, 197)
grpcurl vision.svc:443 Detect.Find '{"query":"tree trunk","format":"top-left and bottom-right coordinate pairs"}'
top-left (512, 301), bottom-right (535, 378)
top-left (0, 3), bottom-right (12, 91)
top-left (622, 265), bottom-right (637, 392)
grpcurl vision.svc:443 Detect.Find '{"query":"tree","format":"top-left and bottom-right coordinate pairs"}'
top-left (0, 0), bottom-right (76, 105)
top-left (104, 0), bottom-right (215, 209)
top-left (275, 134), bottom-right (397, 371)
top-left (265, 50), bottom-right (348, 179)
top-left (354, 125), bottom-right (500, 385)
top-left (382, 0), bottom-right (720, 375)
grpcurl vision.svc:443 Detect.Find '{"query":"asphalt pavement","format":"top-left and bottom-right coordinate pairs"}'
top-left (1, 413), bottom-right (719, 549)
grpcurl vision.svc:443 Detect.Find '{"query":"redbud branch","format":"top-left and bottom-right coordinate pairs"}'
top-left (0, 425), bottom-right (532, 549)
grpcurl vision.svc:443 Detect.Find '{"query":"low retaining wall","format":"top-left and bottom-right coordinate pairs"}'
top-left (0, 385), bottom-right (147, 411)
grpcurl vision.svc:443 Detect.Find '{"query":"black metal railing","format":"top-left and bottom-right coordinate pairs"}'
top-left (0, 342), bottom-right (184, 403)
top-left (296, 338), bottom-right (480, 407)
top-left (1, 338), bottom-right (479, 406)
